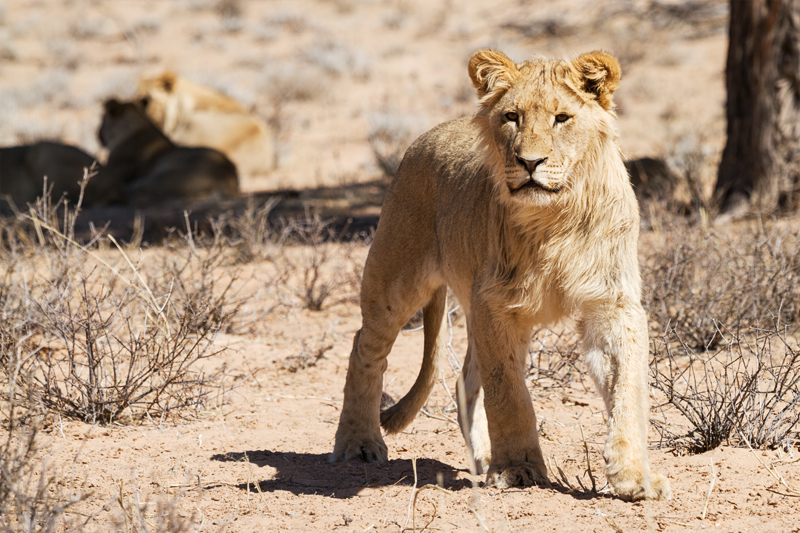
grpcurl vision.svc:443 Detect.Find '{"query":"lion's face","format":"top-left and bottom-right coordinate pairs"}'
top-left (469, 50), bottom-right (621, 207)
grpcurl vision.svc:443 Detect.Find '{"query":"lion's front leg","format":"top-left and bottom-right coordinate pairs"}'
top-left (583, 300), bottom-right (671, 501)
top-left (471, 301), bottom-right (549, 489)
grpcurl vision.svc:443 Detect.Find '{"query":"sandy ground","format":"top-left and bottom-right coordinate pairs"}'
top-left (45, 291), bottom-right (800, 533)
top-left (4, 0), bottom-right (800, 532)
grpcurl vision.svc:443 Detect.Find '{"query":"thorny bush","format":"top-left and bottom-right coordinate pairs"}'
top-left (0, 177), bottom-right (232, 424)
top-left (650, 323), bottom-right (800, 454)
top-left (642, 220), bottom-right (800, 349)
top-left (1, 349), bottom-right (86, 533)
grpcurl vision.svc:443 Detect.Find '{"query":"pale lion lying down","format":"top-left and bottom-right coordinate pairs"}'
top-left (137, 72), bottom-right (275, 179)
top-left (331, 49), bottom-right (671, 502)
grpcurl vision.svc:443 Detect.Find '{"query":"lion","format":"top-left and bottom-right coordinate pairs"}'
top-left (92, 98), bottom-right (239, 206)
top-left (331, 49), bottom-right (671, 502)
top-left (136, 72), bottom-right (275, 179)
top-left (0, 141), bottom-right (96, 207)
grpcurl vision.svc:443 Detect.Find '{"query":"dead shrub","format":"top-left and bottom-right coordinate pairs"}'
top-left (25, 276), bottom-right (226, 424)
top-left (650, 323), bottom-right (800, 454)
top-left (303, 39), bottom-right (371, 80)
top-left (215, 0), bottom-right (242, 19)
top-left (261, 61), bottom-right (326, 103)
top-left (224, 198), bottom-right (281, 264)
top-left (0, 422), bottom-right (85, 533)
top-left (151, 219), bottom-right (251, 336)
top-left (0, 179), bottom-right (232, 425)
top-left (277, 329), bottom-right (334, 373)
top-left (642, 220), bottom-right (800, 349)
top-left (526, 327), bottom-right (583, 389)
top-left (367, 112), bottom-right (424, 178)
top-left (276, 215), bottom-right (356, 311)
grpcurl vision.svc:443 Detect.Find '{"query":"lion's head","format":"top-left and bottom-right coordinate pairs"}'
top-left (98, 98), bottom-right (156, 151)
top-left (135, 71), bottom-right (179, 128)
top-left (469, 49), bottom-right (622, 208)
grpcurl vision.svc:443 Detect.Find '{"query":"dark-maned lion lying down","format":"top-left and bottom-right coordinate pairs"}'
top-left (92, 98), bottom-right (240, 206)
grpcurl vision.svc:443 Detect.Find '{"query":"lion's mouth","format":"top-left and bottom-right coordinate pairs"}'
top-left (508, 178), bottom-right (563, 194)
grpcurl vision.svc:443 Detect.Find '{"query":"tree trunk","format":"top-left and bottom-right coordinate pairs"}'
top-left (715, 0), bottom-right (800, 217)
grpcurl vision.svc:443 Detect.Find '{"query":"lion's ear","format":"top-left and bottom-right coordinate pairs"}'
top-left (104, 98), bottom-right (122, 115)
top-left (158, 71), bottom-right (178, 93)
top-left (570, 51), bottom-right (620, 110)
top-left (468, 49), bottom-right (519, 104)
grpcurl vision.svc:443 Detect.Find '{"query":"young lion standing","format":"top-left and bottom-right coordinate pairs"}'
top-left (331, 49), bottom-right (671, 502)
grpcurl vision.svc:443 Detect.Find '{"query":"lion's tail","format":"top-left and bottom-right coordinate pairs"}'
top-left (380, 286), bottom-right (447, 434)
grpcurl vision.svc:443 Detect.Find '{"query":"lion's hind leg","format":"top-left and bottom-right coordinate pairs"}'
top-left (330, 329), bottom-right (389, 463)
top-left (331, 229), bottom-right (443, 464)
top-left (456, 339), bottom-right (491, 474)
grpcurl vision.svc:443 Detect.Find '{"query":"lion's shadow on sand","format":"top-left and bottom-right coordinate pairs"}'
top-left (210, 450), bottom-right (473, 498)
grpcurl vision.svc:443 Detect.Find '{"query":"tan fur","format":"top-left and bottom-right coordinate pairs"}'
top-left (0, 141), bottom-right (96, 207)
top-left (93, 99), bottom-right (239, 206)
top-left (137, 72), bottom-right (275, 178)
top-left (331, 50), bottom-right (671, 502)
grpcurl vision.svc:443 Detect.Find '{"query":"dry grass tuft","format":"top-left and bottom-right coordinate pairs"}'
top-left (113, 480), bottom-right (194, 533)
top-left (0, 366), bottom-right (86, 533)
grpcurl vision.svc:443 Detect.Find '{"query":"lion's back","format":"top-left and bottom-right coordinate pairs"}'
top-left (0, 142), bottom-right (95, 206)
top-left (387, 117), bottom-right (488, 214)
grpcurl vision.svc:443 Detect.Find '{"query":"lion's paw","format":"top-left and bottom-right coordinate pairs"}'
top-left (329, 435), bottom-right (388, 464)
top-left (608, 468), bottom-right (671, 501)
top-left (473, 452), bottom-right (491, 476)
top-left (648, 471), bottom-right (672, 500)
top-left (486, 462), bottom-right (550, 489)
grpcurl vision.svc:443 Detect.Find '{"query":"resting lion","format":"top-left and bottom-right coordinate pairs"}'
top-left (93, 98), bottom-right (239, 205)
top-left (136, 72), bottom-right (275, 179)
top-left (331, 50), bottom-right (671, 502)
top-left (0, 141), bottom-right (96, 207)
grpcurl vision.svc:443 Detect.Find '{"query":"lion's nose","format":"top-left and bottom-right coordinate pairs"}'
top-left (516, 156), bottom-right (547, 174)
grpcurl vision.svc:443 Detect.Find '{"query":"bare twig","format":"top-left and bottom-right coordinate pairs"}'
top-left (580, 425), bottom-right (597, 493)
top-left (700, 459), bottom-right (716, 520)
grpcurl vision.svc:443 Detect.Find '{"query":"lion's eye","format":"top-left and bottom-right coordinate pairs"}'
top-left (504, 112), bottom-right (519, 123)
top-left (554, 113), bottom-right (571, 124)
